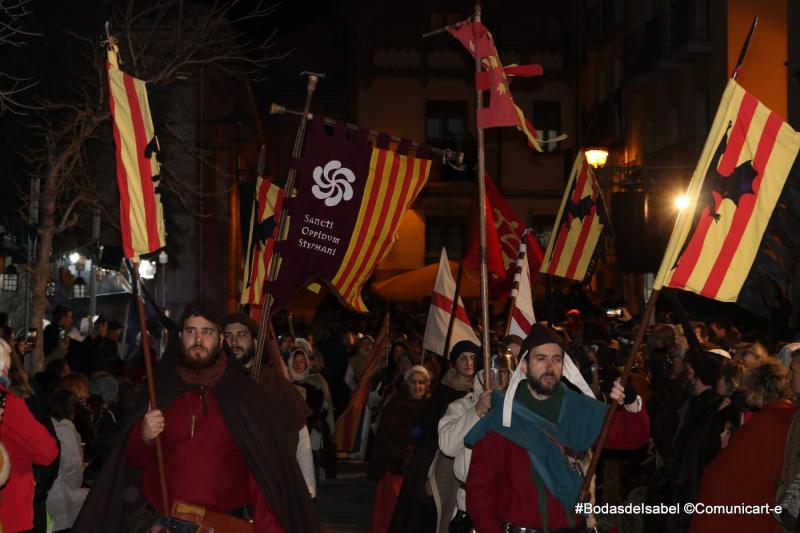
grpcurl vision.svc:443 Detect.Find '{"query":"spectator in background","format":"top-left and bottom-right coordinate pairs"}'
top-left (709, 318), bottom-right (741, 350)
top-left (56, 373), bottom-right (93, 447)
top-left (84, 374), bottom-right (120, 486)
top-left (43, 306), bottom-right (74, 357)
top-left (46, 389), bottom-right (89, 532)
top-left (0, 337), bottom-right (60, 532)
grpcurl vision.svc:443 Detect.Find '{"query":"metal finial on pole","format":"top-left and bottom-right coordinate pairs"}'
top-left (731, 17), bottom-right (758, 80)
top-left (252, 71), bottom-right (324, 381)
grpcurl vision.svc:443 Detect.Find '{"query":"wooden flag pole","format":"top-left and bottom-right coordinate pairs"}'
top-left (252, 71), bottom-right (324, 382)
top-left (442, 260), bottom-right (465, 359)
top-left (576, 288), bottom-right (661, 509)
top-left (126, 259), bottom-right (169, 514)
top-left (472, 3), bottom-right (492, 384)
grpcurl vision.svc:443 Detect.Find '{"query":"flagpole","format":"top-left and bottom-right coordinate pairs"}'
top-left (576, 288), bottom-right (660, 510)
top-left (442, 260), bottom-right (465, 358)
top-left (126, 258), bottom-right (169, 514)
top-left (252, 71), bottom-right (324, 382)
top-left (472, 3), bottom-right (492, 383)
top-left (503, 229), bottom-right (529, 336)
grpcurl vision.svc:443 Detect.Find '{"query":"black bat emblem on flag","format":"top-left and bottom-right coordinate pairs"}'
top-left (548, 166), bottom-right (609, 262)
top-left (674, 121), bottom-right (759, 267)
top-left (253, 216), bottom-right (278, 247)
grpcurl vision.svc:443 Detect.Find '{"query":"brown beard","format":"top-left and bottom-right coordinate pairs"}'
top-left (527, 370), bottom-right (560, 397)
top-left (180, 342), bottom-right (221, 370)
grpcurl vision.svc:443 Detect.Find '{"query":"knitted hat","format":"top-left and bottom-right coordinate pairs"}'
top-left (449, 340), bottom-right (480, 364)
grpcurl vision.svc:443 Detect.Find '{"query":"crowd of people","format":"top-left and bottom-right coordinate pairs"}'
top-left (0, 293), bottom-right (798, 532)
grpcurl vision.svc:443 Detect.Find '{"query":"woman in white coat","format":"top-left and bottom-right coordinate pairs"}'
top-left (46, 389), bottom-right (89, 532)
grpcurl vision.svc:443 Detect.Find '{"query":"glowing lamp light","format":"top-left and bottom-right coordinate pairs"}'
top-left (139, 260), bottom-right (156, 280)
top-left (675, 195), bottom-right (690, 210)
top-left (584, 148), bottom-right (609, 169)
top-left (68, 252), bottom-right (81, 264)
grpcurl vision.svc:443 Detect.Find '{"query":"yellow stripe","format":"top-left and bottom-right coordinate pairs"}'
top-left (553, 216), bottom-right (584, 277)
top-left (541, 154), bottom-right (581, 273)
top-left (573, 220), bottom-right (604, 280)
top-left (654, 80), bottom-right (745, 288)
top-left (716, 117), bottom-right (800, 299)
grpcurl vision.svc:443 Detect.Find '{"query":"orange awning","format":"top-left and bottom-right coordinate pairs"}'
top-left (370, 261), bottom-right (481, 302)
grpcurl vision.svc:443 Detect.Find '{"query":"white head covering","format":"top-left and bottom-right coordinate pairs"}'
top-left (404, 365), bottom-right (431, 383)
top-left (708, 347), bottom-right (732, 359)
top-left (777, 342), bottom-right (800, 368)
top-left (287, 349), bottom-right (311, 382)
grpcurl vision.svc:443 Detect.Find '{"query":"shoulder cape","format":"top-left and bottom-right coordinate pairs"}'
top-left (73, 355), bottom-right (320, 532)
top-left (464, 383), bottom-right (607, 511)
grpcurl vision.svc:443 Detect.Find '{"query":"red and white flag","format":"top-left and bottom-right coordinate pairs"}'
top-left (508, 234), bottom-right (535, 338)
top-left (506, 236), bottom-right (594, 397)
top-left (423, 248), bottom-right (480, 356)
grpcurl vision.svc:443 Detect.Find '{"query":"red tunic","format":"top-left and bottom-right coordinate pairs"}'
top-left (466, 404), bottom-right (649, 532)
top-left (127, 387), bottom-right (283, 532)
top-left (690, 400), bottom-right (796, 533)
top-left (0, 386), bottom-right (59, 532)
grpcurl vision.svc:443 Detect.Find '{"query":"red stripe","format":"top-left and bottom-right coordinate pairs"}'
top-left (512, 307), bottom-right (531, 334)
top-left (700, 111), bottom-right (783, 297)
top-left (334, 149), bottom-right (389, 291)
top-left (339, 151), bottom-right (403, 301)
top-left (669, 94), bottom-right (758, 288)
top-left (108, 74), bottom-right (135, 258)
top-left (546, 223), bottom-right (571, 275)
top-left (563, 211), bottom-right (595, 279)
top-left (431, 292), bottom-right (472, 325)
top-left (122, 74), bottom-right (161, 252)
top-left (571, 161), bottom-right (589, 203)
top-left (669, 210), bottom-right (715, 289)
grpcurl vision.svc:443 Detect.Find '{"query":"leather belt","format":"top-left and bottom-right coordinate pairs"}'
top-left (503, 523), bottom-right (590, 533)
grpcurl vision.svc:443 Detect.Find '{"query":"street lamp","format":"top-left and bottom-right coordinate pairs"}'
top-left (585, 148), bottom-right (609, 169)
top-left (45, 279), bottom-right (56, 298)
top-left (2, 265), bottom-right (18, 292)
top-left (73, 276), bottom-right (87, 298)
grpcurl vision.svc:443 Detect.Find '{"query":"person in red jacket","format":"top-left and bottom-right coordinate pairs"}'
top-left (0, 338), bottom-right (60, 532)
top-left (465, 324), bottom-right (648, 533)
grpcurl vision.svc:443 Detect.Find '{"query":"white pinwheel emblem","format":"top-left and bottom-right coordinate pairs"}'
top-left (312, 160), bottom-right (356, 207)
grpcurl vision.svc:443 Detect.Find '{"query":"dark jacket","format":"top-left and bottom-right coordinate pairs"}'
top-left (367, 391), bottom-right (428, 481)
top-left (389, 373), bottom-right (472, 533)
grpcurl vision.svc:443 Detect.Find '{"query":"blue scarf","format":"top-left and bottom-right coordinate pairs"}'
top-left (464, 383), bottom-right (607, 511)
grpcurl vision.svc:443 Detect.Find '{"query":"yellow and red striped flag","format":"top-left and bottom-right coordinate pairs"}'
top-left (241, 177), bottom-right (284, 306)
top-left (329, 146), bottom-right (431, 311)
top-left (268, 120), bottom-right (431, 313)
top-left (540, 152), bottom-right (611, 281)
top-left (106, 42), bottom-right (166, 259)
top-left (334, 313), bottom-right (389, 452)
top-left (654, 79), bottom-right (800, 314)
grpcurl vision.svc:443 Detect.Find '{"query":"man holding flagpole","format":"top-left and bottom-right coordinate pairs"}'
top-left (465, 324), bottom-right (647, 533)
